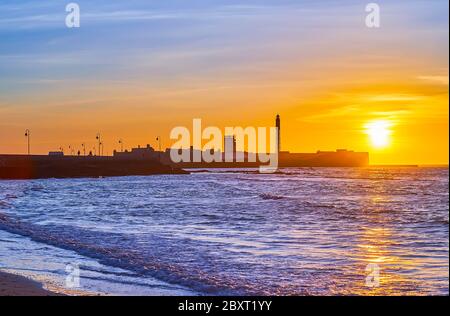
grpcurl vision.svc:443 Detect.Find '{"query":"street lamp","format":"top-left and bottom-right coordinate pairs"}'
top-left (24, 129), bottom-right (30, 155)
top-left (96, 133), bottom-right (101, 157)
top-left (118, 139), bottom-right (124, 152)
top-left (156, 136), bottom-right (161, 161)
top-left (81, 143), bottom-right (86, 156)
top-left (69, 145), bottom-right (75, 156)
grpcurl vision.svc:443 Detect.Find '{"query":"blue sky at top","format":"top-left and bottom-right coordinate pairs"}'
top-left (0, 0), bottom-right (448, 98)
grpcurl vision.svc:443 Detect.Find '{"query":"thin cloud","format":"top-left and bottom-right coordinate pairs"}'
top-left (417, 76), bottom-right (449, 85)
top-left (367, 94), bottom-right (425, 102)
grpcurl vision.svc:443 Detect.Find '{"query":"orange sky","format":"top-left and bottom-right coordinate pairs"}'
top-left (0, 1), bottom-right (448, 165)
top-left (1, 69), bottom-right (447, 165)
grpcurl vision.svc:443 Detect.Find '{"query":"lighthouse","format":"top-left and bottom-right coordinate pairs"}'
top-left (276, 114), bottom-right (281, 153)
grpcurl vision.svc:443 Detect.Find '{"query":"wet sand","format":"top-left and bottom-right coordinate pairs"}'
top-left (0, 271), bottom-right (58, 296)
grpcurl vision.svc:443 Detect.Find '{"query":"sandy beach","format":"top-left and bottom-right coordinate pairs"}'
top-left (0, 271), bottom-right (58, 296)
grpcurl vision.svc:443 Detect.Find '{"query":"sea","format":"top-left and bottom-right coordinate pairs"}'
top-left (0, 167), bottom-right (448, 295)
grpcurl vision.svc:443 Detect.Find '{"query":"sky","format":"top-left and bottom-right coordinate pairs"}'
top-left (0, 0), bottom-right (448, 164)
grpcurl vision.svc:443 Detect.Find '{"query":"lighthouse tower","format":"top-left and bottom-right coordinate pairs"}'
top-left (275, 114), bottom-right (281, 153)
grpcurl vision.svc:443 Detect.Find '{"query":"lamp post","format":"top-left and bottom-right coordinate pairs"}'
top-left (156, 136), bottom-right (161, 162)
top-left (118, 139), bottom-right (124, 152)
top-left (69, 145), bottom-right (74, 156)
top-left (24, 129), bottom-right (30, 155)
top-left (96, 133), bottom-right (101, 157)
top-left (81, 143), bottom-right (86, 156)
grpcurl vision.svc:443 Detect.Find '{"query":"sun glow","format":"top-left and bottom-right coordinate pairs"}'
top-left (365, 120), bottom-right (392, 149)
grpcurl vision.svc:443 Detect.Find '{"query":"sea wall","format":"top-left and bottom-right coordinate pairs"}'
top-left (0, 155), bottom-right (187, 179)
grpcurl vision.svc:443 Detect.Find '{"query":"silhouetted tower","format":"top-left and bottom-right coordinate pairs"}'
top-left (275, 114), bottom-right (281, 153)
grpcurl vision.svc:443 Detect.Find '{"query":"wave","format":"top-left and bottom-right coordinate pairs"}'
top-left (1, 167), bottom-right (448, 295)
top-left (0, 212), bottom-right (267, 296)
top-left (259, 193), bottom-right (285, 200)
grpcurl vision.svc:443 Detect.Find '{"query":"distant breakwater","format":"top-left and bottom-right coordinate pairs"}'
top-left (0, 155), bottom-right (188, 180)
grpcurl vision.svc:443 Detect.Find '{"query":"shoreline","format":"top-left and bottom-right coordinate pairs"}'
top-left (0, 270), bottom-right (60, 296)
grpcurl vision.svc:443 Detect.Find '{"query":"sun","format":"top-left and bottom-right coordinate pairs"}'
top-left (364, 120), bottom-right (392, 148)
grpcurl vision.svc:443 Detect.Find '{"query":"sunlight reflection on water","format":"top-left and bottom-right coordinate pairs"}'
top-left (0, 167), bottom-right (448, 295)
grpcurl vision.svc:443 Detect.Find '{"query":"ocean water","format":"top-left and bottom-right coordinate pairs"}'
top-left (0, 167), bottom-right (448, 296)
